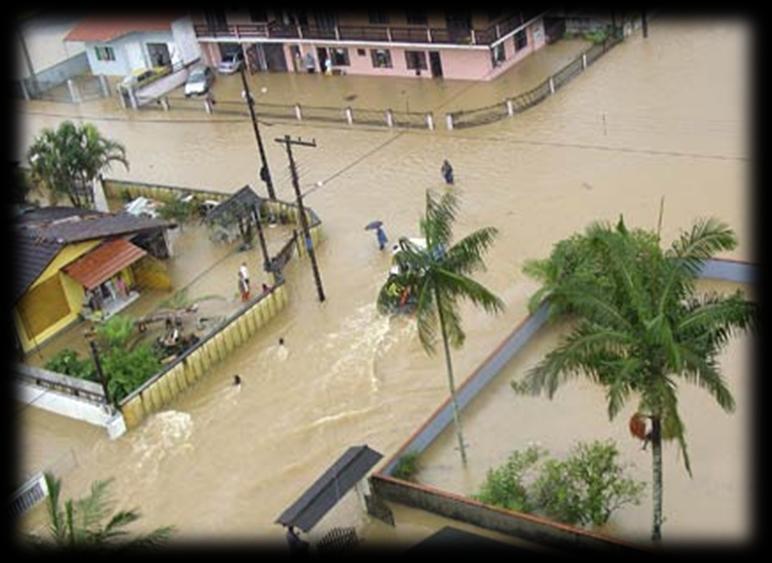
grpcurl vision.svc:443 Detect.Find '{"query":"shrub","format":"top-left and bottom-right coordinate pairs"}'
top-left (44, 349), bottom-right (96, 380)
top-left (474, 441), bottom-right (645, 528)
top-left (473, 445), bottom-right (546, 512)
top-left (96, 315), bottom-right (134, 348)
top-left (392, 452), bottom-right (421, 481)
top-left (101, 344), bottom-right (162, 402)
top-left (159, 197), bottom-right (195, 224)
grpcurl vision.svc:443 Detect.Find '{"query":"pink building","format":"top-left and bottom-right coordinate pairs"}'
top-left (192, 10), bottom-right (550, 81)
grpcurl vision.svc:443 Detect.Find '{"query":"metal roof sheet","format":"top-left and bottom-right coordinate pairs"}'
top-left (63, 238), bottom-right (147, 290)
top-left (275, 445), bottom-right (382, 532)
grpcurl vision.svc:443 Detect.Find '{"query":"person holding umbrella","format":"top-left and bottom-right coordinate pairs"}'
top-left (365, 220), bottom-right (388, 250)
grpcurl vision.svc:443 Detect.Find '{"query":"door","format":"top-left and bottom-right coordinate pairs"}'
top-left (264, 43), bottom-right (288, 72)
top-left (316, 47), bottom-right (328, 71)
top-left (146, 43), bottom-right (171, 67)
top-left (289, 45), bottom-right (302, 72)
top-left (429, 51), bottom-right (443, 78)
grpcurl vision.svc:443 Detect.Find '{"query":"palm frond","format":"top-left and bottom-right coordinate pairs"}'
top-left (434, 268), bottom-right (505, 316)
top-left (444, 227), bottom-right (499, 275)
top-left (660, 382), bottom-right (692, 476)
top-left (676, 291), bottom-right (758, 348)
top-left (677, 347), bottom-right (736, 413)
top-left (421, 190), bottom-right (458, 248)
top-left (414, 276), bottom-right (438, 354)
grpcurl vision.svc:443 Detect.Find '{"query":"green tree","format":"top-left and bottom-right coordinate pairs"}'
top-left (44, 349), bottom-right (96, 381)
top-left (377, 190), bottom-right (504, 464)
top-left (518, 216), bottom-right (758, 541)
top-left (26, 121), bottom-right (128, 208)
top-left (29, 473), bottom-right (173, 550)
top-left (158, 197), bottom-right (195, 228)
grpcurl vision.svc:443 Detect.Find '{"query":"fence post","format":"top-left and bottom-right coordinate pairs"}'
top-left (118, 88), bottom-right (127, 109)
top-left (548, 76), bottom-right (555, 95)
top-left (345, 106), bottom-right (353, 125)
top-left (204, 98), bottom-right (213, 114)
top-left (66, 78), bottom-right (80, 103)
top-left (427, 28), bottom-right (432, 42)
top-left (129, 88), bottom-right (139, 110)
top-left (506, 99), bottom-right (514, 117)
top-left (297, 24), bottom-right (304, 38)
top-left (386, 27), bottom-right (392, 42)
top-left (470, 29), bottom-right (477, 44)
top-left (161, 97), bottom-right (170, 111)
top-left (99, 75), bottom-right (110, 97)
top-left (446, 113), bottom-right (454, 130)
top-left (426, 113), bottom-right (434, 130)
top-left (335, 25), bottom-right (341, 40)
top-left (295, 103), bottom-right (303, 120)
top-left (582, 53), bottom-right (587, 69)
top-left (386, 109), bottom-right (394, 128)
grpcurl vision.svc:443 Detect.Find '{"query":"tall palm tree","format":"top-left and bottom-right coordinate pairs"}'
top-left (29, 473), bottom-right (174, 550)
top-left (26, 121), bottom-right (128, 208)
top-left (518, 216), bottom-right (757, 541)
top-left (378, 190), bottom-right (504, 464)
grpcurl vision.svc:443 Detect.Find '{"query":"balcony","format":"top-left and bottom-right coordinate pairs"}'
top-left (193, 12), bottom-right (546, 47)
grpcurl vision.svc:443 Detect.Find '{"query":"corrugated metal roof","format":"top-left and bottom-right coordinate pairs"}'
top-left (205, 185), bottom-right (262, 224)
top-left (275, 446), bottom-right (382, 532)
top-left (64, 15), bottom-right (178, 42)
top-left (63, 239), bottom-right (147, 290)
top-left (30, 212), bottom-right (175, 244)
top-left (407, 527), bottom-right (533, 552)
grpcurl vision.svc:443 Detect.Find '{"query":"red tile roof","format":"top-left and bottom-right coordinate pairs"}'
top-left (63, 238), bottom-right (147, 290)
top-left (65, 16), bottom-right (179, 42)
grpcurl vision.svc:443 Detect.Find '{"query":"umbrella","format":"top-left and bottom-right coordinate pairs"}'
top-left (364, 220), bottom-right (383, 231)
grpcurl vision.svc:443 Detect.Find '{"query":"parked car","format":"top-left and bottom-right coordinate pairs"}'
top-left (124, 197), bottom-right (160, 219)
top-left (184, 65), bottom-right (215, 97)
top-left (217, 51), bottom-right (244, 74)
top-left (119, 66), bottom-right (171, 91)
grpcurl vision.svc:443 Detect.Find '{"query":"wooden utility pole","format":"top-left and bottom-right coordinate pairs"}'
top-left (89, 340), bottom-right (115, 409)
top-left (251, 202), bottom-right (271, 272)
top-left (240, 66), bottom-right (276, 199)
top-left (274, 135), bottom-right (326, 302)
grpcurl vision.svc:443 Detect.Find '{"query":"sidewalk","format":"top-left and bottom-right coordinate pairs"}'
top-left (206, 38), bottom-right (590, 115)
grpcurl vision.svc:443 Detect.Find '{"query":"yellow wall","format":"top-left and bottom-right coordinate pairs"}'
top-left (16, 240), bottom-right (101, 353)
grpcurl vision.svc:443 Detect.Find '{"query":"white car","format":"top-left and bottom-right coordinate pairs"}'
top-left (124, 197), bottom-right (159, 219)
top-left (184, 65), bottom-right (215, 97)
top-left (217, 51), bottom-right (244, 74)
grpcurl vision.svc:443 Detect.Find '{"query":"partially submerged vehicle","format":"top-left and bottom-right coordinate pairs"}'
top-left (381, 237), bottom-right (427, 315)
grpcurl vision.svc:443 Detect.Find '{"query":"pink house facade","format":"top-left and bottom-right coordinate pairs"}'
top-left (192, 10), bottom-right (549, 82)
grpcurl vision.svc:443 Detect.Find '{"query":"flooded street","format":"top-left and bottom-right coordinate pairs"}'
top-left (16, 19), bottom-right (751, 545)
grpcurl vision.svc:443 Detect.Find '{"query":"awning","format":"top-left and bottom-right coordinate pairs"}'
top-left (275, 445), bottom-right (382, 532)
top-left (64, 239), bottom-right (147, 290)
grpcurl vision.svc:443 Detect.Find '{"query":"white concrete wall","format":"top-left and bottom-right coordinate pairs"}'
top-left (85, 31), bottom-right (178, 77)
top-left (85, 38), bottom-right (132, 76)
top-left (16, 16), bottom-right (85, 79)
top-left (171, 16), bottom-right (202, 65)
top-left (16, 381), bottom-right (125, 439)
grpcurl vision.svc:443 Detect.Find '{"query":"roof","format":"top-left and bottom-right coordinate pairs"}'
top-left (14, 233), bottom-right (64, 303)
top-left (20, 210), bottom-right (175, 245)
top-left (14, 206), bottom-right (175, 302)
top-left (64, 15), bottom-right (179, 42)
top-left (407, 527), bottom-right (534, 553)
top-left (275, 446), bottom-right (383, 532)
top-left (205, 185), bottom-right (263, 224)
top-left (63, 239), bottom-right (147, 290)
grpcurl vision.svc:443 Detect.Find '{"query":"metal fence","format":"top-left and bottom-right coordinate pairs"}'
top-left (448, 33), bottom-right (623, 129)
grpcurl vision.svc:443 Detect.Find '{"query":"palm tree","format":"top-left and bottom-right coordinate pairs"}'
top-left (518, 216), bottom-right (757, 541)
top-left (29, 473), bottom-right (173, 550)
top-left (377, 190), bottom-right (504, 464)
top-left (26, 121), bottom-right (128, 208)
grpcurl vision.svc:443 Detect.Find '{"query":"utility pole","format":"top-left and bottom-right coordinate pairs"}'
top-left (274, 135), bottom-right (326, 302)
top-left (240, 66), bottom-right (276, 200)
top-left (251, 202), bottom-right (271, 272)
top-left (89, 340), bottom-right (115, 409)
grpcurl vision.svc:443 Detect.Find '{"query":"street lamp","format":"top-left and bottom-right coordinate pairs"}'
top-left (239, 66), bottom-right (276, 200)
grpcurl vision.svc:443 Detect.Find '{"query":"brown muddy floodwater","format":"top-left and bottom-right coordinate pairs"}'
top-left (16, 19), bottom-right (751, 547)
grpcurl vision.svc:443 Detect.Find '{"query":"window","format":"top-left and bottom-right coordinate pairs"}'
top-left (370, 49), bottom-right (392, 68)
top-left (368, 11), bottom-right (389, 24)
top-left (492, 43), bottom-right (505, 66)
top-left (95, 46), bottom-right (115, 62)
top-left (405, 10), bottom-right (427, 25)
top-left (405, 50), bottom-right (427, 70)
top-left (331, 48), bottom-right (350, 66)
top-left (514, 29), bottom-right (528, 51)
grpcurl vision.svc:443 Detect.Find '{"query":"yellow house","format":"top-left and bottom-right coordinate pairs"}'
top-left (13, 207), bottom-right (176, 355)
